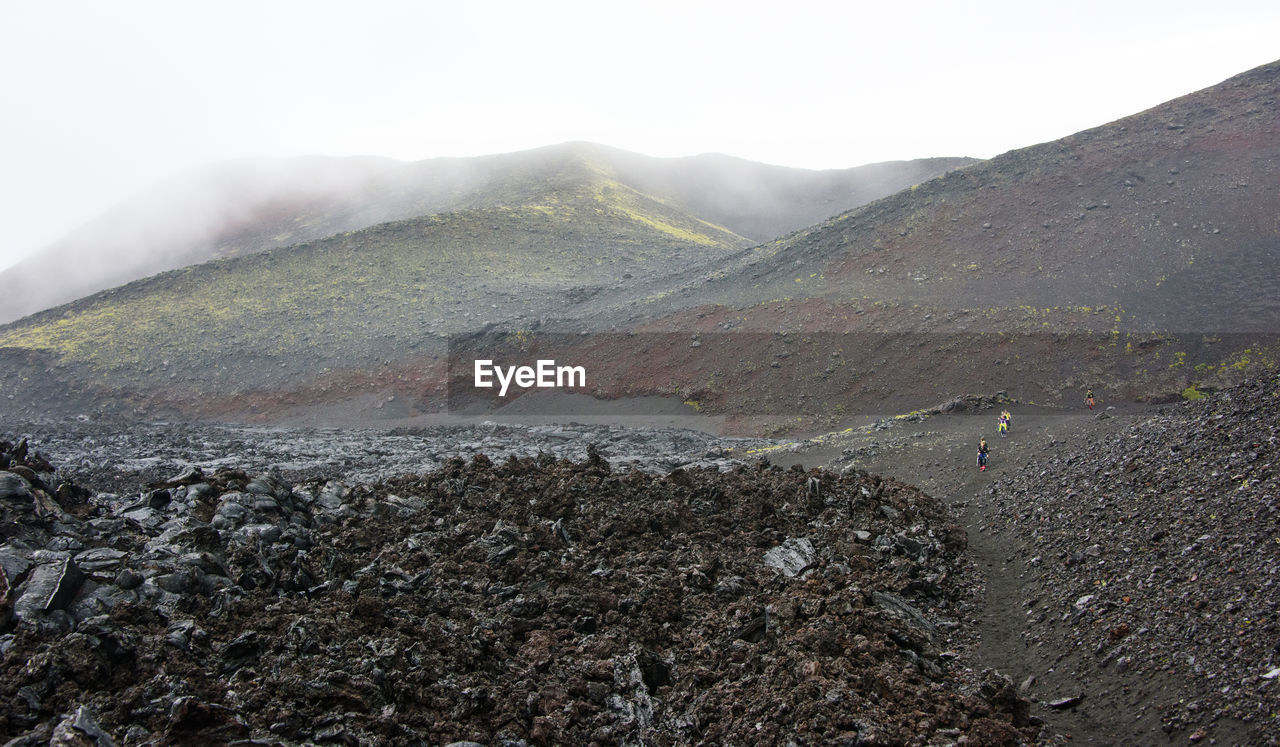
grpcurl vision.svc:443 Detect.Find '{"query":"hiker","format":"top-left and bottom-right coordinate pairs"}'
top-left (1002, 409), bottom-right (1012, 430)
top-left (997, 412), bottom-right (1009, 437)
top-left (977, 438), bottom-right (989, 471)
top-left (1086, 388), bottom-right (1095, 410)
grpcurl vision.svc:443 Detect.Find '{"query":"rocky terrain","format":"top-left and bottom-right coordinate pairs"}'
top-left (3, 377), bottom-right (1279, 743)
top-left (4, 419), bottom-right (771, 497)
top-left (773, 376), bottom-right (1280, 743)
top-left (0, 53), bottom-right (1276, 746)
top-left (975, 377), bottom-right (1280, 742)
top-left (0, 426), bottom-right (1041, 745)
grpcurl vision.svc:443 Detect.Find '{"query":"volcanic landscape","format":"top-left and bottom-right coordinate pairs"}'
top-left (1, 60), bottom-right (1279, 745)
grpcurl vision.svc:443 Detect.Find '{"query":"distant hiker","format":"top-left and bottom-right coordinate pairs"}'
top-left (1002, 409), bottom-right (1012, 430)
top-left (997, 413), bottom-right (1009, 437)
top-left (1086, 389), bottom-right (1096, 410)
top-left (977, 438), bottom-right (990, 471)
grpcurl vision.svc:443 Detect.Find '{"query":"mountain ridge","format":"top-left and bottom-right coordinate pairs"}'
top-left (0, 144), bottom-right (973, 324)
top-left (436, 59), bottom-right (1280, 428)
top-left (714, 59), bottom-right (1280, 331)
top-left (1, 61), bottom-right (1278, 426)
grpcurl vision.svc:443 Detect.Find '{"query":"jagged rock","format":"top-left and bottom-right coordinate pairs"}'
top-left (0, 567), bottom-right (11, 630)
top-left (72, 548), bottom-right (128, 581)
top-left (12, 555), bottom-right (84, 622)
top-left (45, 536), bottom-right (85, 553)
top-left (0, 550), bottom-right (33, 585)
top-left (49, 705), bottom-right (116, 746)
top-left (0, 425), bottom-right (1030, 744)
top-left (873, 591), bottom-right (941, 640)
top-left (151, 571), bottom-right (194, 595)
top-left (143, 489), bottom-right (171, 510)
top-left (234, 523), bottom-right (282, 545)
top-left (156, 465), bottom-right (204, 488)
top-left (714, 575), bottom-right (748, 600)
top-left (121, 507), bottom-right (164, 531)
top-left (0, 471), bottom-right (33, 501)
top-left (762, 537), bottom-right (818, 577)
top-left (313, 483), bottom-right (347, 511)
top-left (69, 582), bottom-right (136, 622)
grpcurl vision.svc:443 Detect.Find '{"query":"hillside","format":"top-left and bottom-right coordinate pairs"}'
top-left (0, 144), bottom-right (971, 324)
top-left (719, 60), bottom-right (1280, 332)
top-left (2, 60), bottom-right (1278, 427)
top-left (0, 173), bottom-right (751, 417)
top-left (496, 59), bottom-right (1280, 426)
top-left (765, 374), bottom-right (1280, 743)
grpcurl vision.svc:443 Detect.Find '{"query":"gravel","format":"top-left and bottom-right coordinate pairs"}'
top-left (976, 376), bottom-right (1280, 741)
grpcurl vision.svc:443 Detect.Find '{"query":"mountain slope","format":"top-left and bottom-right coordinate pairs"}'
top-left (0, 177), bottom-right (745, 407)
top-left (5, 59), bottom-right (1278, 427)
top-left (436, 60), bottom-right (1280, 427)
top-left (714, 60), bottom-right (1280, 333)
top-left (0, 144), bottom-right (972, 324)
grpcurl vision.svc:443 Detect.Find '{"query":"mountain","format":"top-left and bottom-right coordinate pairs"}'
top-left (425, 60), bottom-right (1280, 431)
top-left (0, 144), bottom-right (969, 420)
top-left (715, 60), bottom-right (1280, 333)
top-left (3, 60), bottom-right (1277, 428)
top-left (0, 144), bottom-right (972, 324)
top-left (526, 58), bottom-right (1280, 425)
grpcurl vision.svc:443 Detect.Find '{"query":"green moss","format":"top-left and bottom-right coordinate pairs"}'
top-left (0, 196), bottom-right (744, 378)
top-left (591, 180), bottom-right (744, 247)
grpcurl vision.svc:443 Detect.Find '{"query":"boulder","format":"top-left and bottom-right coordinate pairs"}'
top-left (763, 537), bottom-right (819, 578)
top-left (12, 555), bottom-right (84, 622)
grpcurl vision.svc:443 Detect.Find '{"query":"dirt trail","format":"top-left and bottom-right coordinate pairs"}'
top-left (776, 406), bottom-right (1160, 743)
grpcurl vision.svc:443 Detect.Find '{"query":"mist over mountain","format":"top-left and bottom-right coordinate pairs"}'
top-left (0, 61), bottom-right (1277, 425)
top-left (539, 58), bottom-right (1279, 421)
top-left (0, 144), bottom-right (971, 324)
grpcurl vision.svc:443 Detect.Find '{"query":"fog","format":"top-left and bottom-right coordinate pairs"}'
top-left (2, 0), bottom-right (1278, 275)
top-left (0, 144), bottom-right (963, 323)
top-left (0, 153), bottom-right (501, 323)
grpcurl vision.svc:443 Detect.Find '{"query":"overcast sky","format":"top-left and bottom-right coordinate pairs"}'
top-left (2, 0), bottom-right (1277, 271)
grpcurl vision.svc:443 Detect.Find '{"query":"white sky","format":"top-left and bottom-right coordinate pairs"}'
top-left (2, 0), bottom-right (1278, 271)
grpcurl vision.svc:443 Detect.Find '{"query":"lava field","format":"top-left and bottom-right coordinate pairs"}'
top-left (1, 434), bottom-right (1034, 744)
